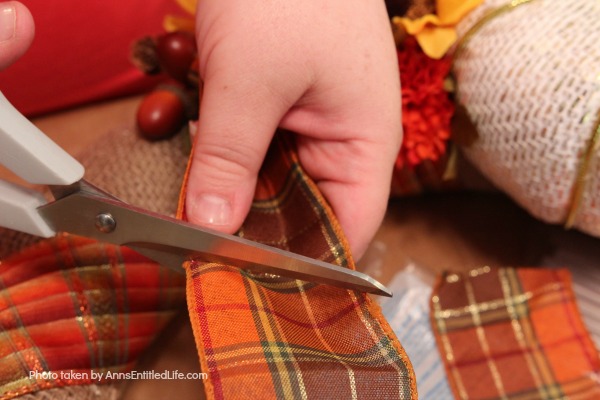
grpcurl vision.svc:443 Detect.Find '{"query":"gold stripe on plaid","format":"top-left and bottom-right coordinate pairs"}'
top-left (432, 266), bottom-right (600, 400)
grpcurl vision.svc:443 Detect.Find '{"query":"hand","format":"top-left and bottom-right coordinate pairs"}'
top-left (187, 0), bottom-right (401, 260)
top-left (0, 1), bottom-right (34, 70)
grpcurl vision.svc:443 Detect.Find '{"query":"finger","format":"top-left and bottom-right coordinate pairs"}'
top-left (297, 137), bottom-right (399, 260)
top-left (318, 175), bottom-right (391, 261)
top-left (185, 72), bottom-right (295, 233)
top-left (0, 1), bottom-right (34, 71)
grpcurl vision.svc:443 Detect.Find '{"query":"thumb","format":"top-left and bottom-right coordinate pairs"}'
top-left (185, 74), bottom-right (292, 233)
top-left (0, 1), bottom-right (34, 71)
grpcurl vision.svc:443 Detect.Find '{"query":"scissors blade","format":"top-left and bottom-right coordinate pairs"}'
top-left (38, 180), bottom-right (392, 297)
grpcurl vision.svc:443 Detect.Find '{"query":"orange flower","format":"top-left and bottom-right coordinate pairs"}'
top-left (396, 38), bottom-right (454, 169)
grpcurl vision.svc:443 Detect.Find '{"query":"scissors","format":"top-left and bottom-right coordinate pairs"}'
top-left (0, 92), bottom-right (391, 297)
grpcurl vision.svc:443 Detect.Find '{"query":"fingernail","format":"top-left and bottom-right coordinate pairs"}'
top-left (0, 3), bottom-right (16, 43)
top-left (190, 194), bottom-right (232, 226)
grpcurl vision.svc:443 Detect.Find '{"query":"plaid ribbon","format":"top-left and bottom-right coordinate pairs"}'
top-left (432, 266), bottom-right (600, 399)
top-left (182, 135), bottom-right (417, 399)
top-left (1, 133), bottom-right (416, 399)
top-left (0, 235), bottom-right (186, 399)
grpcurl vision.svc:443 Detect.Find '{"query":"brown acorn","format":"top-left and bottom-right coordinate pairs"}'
top-left (136, 88), bottom-right (187, 141)
top-left (155, 31), bottom-right (197, 84)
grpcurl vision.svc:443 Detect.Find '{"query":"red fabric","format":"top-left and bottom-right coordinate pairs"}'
top-left (0, 235), bottom-right (186, 398)
top-left (0, 0), bottom-right (183, 116)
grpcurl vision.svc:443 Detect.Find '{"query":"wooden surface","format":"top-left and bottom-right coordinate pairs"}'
top-left (4, 96), bottom-right (600, 399)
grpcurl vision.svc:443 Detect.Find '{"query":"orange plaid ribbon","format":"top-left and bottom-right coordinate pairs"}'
top-left (182, 135), bottom-right (417, 399)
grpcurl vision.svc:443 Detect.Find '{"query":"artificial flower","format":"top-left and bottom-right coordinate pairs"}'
top-left (393, 0), bottom-right (483, 59)
top-left (396, 38), bottom-right (454, 169)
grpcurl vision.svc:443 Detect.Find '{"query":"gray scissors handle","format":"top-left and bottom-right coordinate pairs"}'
top-left (0, 91), bottom-right (84, 184)
top-left (0, 91), bottom-right (84, 236)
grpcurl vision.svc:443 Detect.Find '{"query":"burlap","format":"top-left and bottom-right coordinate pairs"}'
top-left (79, 128), bottom-right (189, 216)
top-left (0, 128), bottom-right (188, 259)
top-left (453, 0), bottom-right (600, 236)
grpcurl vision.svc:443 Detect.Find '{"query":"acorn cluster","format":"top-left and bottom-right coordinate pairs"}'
top-left (132, 31), bottom-right (199, 141)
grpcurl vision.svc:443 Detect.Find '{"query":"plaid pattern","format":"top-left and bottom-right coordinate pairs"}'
top-left (0, 235), bottom-right (186, 399)
top-left (431, 266), bottom-right (600, 400)
top-left (182, 135), bottom-right (417, 399)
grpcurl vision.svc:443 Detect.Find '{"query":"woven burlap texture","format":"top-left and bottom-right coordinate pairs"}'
top-left (453, 0), bottom-right (600, 236)
top-left (0, 128), bottom-right (188, 259)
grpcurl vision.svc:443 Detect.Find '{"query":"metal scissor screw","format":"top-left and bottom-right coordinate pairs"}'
top-left (95, 213), bottom-right (116, 233)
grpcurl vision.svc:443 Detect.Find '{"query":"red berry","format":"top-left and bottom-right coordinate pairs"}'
top-left (156, 31), bottom-right (197, 83)
top-left (137, 90), bottom-right (186, 140)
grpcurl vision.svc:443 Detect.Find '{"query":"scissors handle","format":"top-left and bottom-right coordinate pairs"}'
top-left (0, 91), bottom-right (84, 236)
top-left (0, 179), bottom-right (55, 237)
top-left (0, 91), bottom-right (84, 185)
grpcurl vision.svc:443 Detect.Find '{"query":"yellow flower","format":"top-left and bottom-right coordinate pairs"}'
top-left (393, 0), bottom-right (483, 59)
top-left (164, 0), bottom-right (197, 33)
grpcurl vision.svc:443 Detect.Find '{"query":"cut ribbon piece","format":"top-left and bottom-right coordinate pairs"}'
top-left (432, 267), bottom-right (600, 399)
top-left (181, 134), bottom-right (417, 399)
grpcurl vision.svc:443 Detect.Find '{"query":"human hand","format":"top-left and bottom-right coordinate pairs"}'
top-left (0, 1), bottom-right (34, 70)
top-left (187, 0), bottom-right (401, 260)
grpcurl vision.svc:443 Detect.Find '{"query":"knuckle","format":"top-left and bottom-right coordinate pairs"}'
top-left (192, 139), bottom-right (258, 186)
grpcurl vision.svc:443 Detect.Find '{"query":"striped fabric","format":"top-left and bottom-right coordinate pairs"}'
top-left (182, 135), bottom-right (417, 399)
top-left (432, 266), bottom-right (600, 400)
top-left (0, 235), bottom-right (186, 399)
